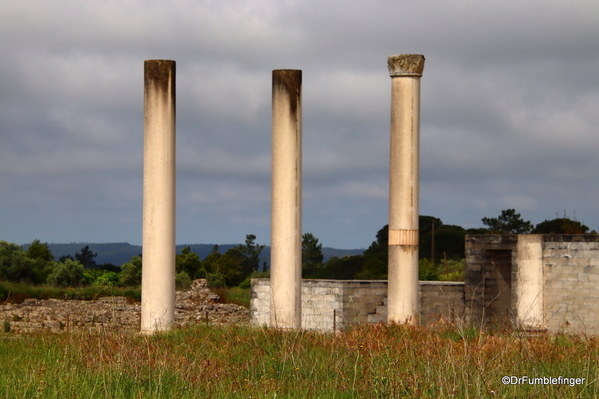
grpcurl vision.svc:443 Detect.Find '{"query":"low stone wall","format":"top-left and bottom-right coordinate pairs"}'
top-left (251, 279), bottom-right (387, 331)
top-left (251, 279), bottom-right (465, 332)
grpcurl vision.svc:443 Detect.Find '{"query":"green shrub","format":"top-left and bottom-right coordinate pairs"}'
top-left (238, 277), bottom-right (251, 289)
top-left (119, 256), bottom-right (142, 287)
top-left (207, 272), bottom-right (225, 288)
top-left (175, 271), bottom-right (192, 291)
top-left (0, 241), bottom-right (35, 283)
top-left (418, 258), bottom-right (439, 281)
top-left (46, 259), bottom-right (88, 288)
top-left (437, 258), bottom-right (465, 281)
top-left (93, 271), bottom-right (120, 286)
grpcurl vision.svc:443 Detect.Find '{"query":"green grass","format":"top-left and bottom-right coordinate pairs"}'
top-left (215, 286), bottom-right (251, 307)
top-left (0, 281), bottom-right (141, 303)
top-left (1, 323), bottom-right (598, 398)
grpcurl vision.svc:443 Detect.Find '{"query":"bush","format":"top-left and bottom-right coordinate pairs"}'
top-left (437, 259), bottom-right (465, 281)
top-left (238, 278), bottom-right (251, 289)
top-left (418, 258), bottom-right (439, 281)
top-left (207, 272), bottom-right (225, 288)
top-left (47, 259), bottom-right (88, 288)
top-left (175, 271), bottom-right (192, 291)
top-left (0, 241), bottom-right (36, 283)
top-left (119, 256), bottom-right (142, 287)
top-left (239, 270), bottom-right (270, 289)
top-left (93, 271), bottom-right (120, 286)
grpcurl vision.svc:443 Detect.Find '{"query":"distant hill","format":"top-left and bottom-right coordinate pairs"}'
top-left (24, 242), bottom-right (364, 268)
top-left (22, 242), bottom-right (143, 266)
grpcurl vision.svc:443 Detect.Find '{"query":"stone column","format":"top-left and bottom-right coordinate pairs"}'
top-left (387, 54), bottom-right (425, 324)
top-left (516, 234), bottom-right (544, 329)
top-left (141, 60), bottom-right (176, 333)
top-left (270, 69), bottom-right (302, 329)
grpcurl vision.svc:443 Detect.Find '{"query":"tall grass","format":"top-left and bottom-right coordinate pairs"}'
top-left (214, 287), bottom-right (251, 307)
top-left (1, 323), bottom-right (598, 398)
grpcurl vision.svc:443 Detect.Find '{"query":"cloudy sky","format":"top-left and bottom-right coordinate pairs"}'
top-left (1, 0), bottom-right (598, 249)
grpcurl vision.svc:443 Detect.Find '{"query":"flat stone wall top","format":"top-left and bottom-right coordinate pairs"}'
top-left (253, 278), bottom-right (461, 287)
top-left (251, 279), bottom-right (272, 286)
top-left (466, 234), bottom-right (599, 244)
top-left (419, 281), bottom-right (464, 286)
top-left (466, 234), bottom-right (519, 245)
top-left (543, 235), bottom-right (599, 243)
top-left (302, 279), bottom-right (387, 285)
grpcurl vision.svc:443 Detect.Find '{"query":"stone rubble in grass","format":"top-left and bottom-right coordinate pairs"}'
top-left (0, 279), bottom-right (249, 334)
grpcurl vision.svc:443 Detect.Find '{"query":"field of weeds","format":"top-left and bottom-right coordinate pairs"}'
top-left (1, 323), bottom-right (598, 398)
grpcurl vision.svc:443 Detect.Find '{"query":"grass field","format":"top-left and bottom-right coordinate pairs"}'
top-left (1, 322), bottom-right (598, 398)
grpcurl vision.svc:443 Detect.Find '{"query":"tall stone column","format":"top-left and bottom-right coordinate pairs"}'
top-left (141, 60), bottom-right (176, 333)
top-left (516, 234), bottom-right (544, 330)
top-left (387, 54), bottom-right (425, 324)
top-left (270, 69), bottom-right (302, 329)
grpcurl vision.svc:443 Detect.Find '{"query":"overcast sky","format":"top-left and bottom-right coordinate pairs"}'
top-left (1, 0), bottom-right (598, 249)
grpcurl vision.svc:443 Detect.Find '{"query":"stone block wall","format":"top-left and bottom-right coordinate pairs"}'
top-left (251, 279), bottom-right (388, 332)
top-left (420, 281), bottom-right (466, 326)
top-left (336, 280), bottom-right (388, 329)
top-left (251, 279), bottom-right (466, 331)
top-left (542, 235), bottom-right (599, 334)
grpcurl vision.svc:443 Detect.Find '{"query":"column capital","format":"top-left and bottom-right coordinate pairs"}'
top-left (388, 54), bottom-right (425, 77)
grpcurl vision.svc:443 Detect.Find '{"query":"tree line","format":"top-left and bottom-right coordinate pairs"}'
top-left (0, 234), bottom-right (266, 290)
top-left (1, 209), bottom-right (594, 288)
top-left (300, 209), bottom-right (596, 282)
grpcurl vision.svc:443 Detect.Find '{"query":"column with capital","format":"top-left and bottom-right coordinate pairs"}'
top-left (141, 59), bottom-right (176, 333)
top-left (270, 69), bottom-right (302, 329)
top-left (387, 54), bottom-right (425, 324)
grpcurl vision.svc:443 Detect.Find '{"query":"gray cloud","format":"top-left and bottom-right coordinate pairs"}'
top-left (1, 0), bottom-right (599, 249)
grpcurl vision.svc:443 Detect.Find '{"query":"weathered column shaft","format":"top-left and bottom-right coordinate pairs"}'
top-left (270, 69), bottom-right (302, 329)
top-left (141, 60), bottom-right (176, 333)
top-left (516, 234), bottom-right (544, 329)
top-left (387, 54), bottom-right (425, 324)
